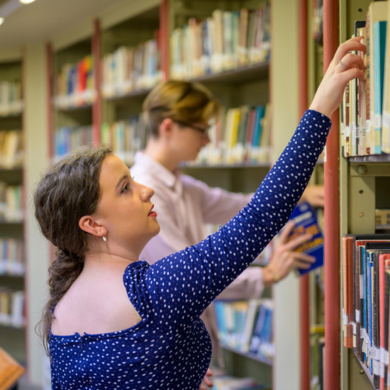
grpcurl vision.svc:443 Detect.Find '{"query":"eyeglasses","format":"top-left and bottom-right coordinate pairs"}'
top-left (173, 120), bottom-right (210, 136)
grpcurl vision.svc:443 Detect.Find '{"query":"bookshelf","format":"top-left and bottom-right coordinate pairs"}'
top-left (33, 0), bottom-right (302, 387)
top-left (0, 59), bottom-right (26, 366)
top-left (339, 0), bottom-right (390, 389)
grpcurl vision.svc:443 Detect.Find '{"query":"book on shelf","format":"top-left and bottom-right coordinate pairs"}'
top-left (0, 289), bottom-right (25, 328)
top-left (54, 55), bottom-right (95, 109)
top-left (170, 2), bottom-right (270, 80)
top-left (195, 103), bottom-right (271, 166)
top-left (0, 80), bottom-right (23, 117)
top-left (101, 115), bottom-right (147, 167)
top-left (212, 375), bottom-right (270, 390)
top-left (377, 210), bottom-right (390, 229)
top-left (0, 130), bottom-right (23, 169)
top-left (214, 299), bottom-right (273, 362)
top-left (0, 183), bottom-right (23, 222)
top-left (0, 239), bottom-right (24, 276)
top-left (101, 35), bottom-right (163, 98)
top-left (53, 126), bottom-right (93, 163)
top-left (341, 2), bottom-right (390, 157)
top-left (310, 326), bottom-right (325, 390)
top-left (286, 202), bottom-right (324, 276)
top-left (382, 1), bottom-right (390, 153)
top-left (342, 234), bottom-right (390, 390)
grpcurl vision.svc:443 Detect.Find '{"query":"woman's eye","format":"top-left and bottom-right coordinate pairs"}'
top-left (121, 183), bottom-right (130, 193)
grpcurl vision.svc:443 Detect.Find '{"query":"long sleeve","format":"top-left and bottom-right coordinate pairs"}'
top-left (142, 110), bottom-right (331, 323)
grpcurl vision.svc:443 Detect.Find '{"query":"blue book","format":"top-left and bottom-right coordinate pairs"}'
top-left (287, 202), bottom-right (324, 275)
top-left (374, 21), bottom-right (387, 154)
top-left (252, 106), bottom-right (265, 147)
top-left (249, 305), bottom-right (266, 354)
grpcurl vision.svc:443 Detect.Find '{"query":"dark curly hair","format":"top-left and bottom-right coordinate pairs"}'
top-left (34, 145), bottom-right (113, 354)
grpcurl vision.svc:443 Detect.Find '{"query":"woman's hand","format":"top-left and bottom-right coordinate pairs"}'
top-left (262, 221), bottom-right (315, 286)
top-left (199, 368), bottom-right (213, 390)
top-left (309, 36), bottom-right (366, 118)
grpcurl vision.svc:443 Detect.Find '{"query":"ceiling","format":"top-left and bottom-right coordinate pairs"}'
top-left (0, 0), bottom-right (128, 49)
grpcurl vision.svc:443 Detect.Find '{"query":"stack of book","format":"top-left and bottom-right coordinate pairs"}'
top-left (214, 299), bottom-right (273, 362)
top-left (170, 2), bottom-right (270, 79)
top-left (101, 116), bottom-right (147, 166)
top-left (0, 131), bottom-right (23, 168)
top-left (0, 289), bottom-right (25, 328)
top-left (0, 183), bottom-right (23, 222)
top-left (53, 125), bottom-right (93, 163)
top-left (195, 104), bottom-right (271, 165)
top-left (0, 239), bottom-right (24, 276)
top-left (341, 2), bottom-right (390, 156)
top-left (101, 37), bottom-right (163, 98)
top-left (54, 56), bottom-right (95, 109)
top-left (342, 234), bottom-right (390, 390)
top-left (0, 81), bottom-right (23, 117)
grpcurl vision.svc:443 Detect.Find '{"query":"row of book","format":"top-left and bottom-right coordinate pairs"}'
top-left (0, 80), bottom-right (23, 117)
top-left (342, 234), bottom-right (390, 390)
top-left (196, 104), bottom-right (271, 165)
top-left (214, 299), bottom-right (273, 361)
top-left (0, 239), bottom-right (24, 276)
top-left (0, 183), bottom-right (23, 222)
top-left (170, 3), bottom-right (270, 80)
top-left (0, 289), bottom-right (25, 329)
top-left (0, 130), bottom-right (23, 169)
top-left (53, 125), bottom-right (93, 163)
top-left (101, 38), bottom-right (164, 98)
top-left (101, 116), bottom-right (147, 166)
top-left (341, 2), bottom-right (390, 156)
top-left (54, 55), bottom-right (95, 109)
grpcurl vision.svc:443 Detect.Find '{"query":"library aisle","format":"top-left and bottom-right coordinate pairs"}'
top-left (1, 0), bottom-right (389, 389)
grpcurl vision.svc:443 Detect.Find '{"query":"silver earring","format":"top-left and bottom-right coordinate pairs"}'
top-left (103, 236), bottom-right (107, 242)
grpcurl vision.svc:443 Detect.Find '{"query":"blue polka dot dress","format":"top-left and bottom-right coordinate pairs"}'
top-left (49, 110), bottom-right (331, 389)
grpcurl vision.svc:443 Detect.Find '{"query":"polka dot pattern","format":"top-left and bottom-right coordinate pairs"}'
top-left (49, 110), bottom-right (331, 389)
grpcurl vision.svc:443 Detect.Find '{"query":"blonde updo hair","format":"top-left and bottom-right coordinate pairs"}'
top-left (142, 80), bottom-right (220, 137)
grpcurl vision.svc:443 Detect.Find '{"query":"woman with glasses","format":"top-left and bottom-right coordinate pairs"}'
top-left (131, 80), bottom-right (324, 385)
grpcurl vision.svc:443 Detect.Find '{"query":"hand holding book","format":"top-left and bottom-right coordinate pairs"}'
top-left (310, 36), bottom-right (366, 118)
top-left (263, 220), bottom-right (315, 285)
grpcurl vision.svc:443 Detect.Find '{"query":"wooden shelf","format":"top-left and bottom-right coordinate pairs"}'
top-left (104, 88), bottom-right (153, 102)
top-left (221, 344), bottom-right (273, 366)
top-left (55, 103), bottom-right (93, 112)
top-left (186, 61), bottom-right (270, 85)
top-left (182, 162), bottom-right (271, 169)
top-left (349, 154), bottom-right (390, 163)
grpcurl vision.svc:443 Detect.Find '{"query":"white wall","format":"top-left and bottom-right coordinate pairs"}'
top-left (271, 0), bottom-right (301, 389)
top-left (24, 42), bottom-right (50, 387)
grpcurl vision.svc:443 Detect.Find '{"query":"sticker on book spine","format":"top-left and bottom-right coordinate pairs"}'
top-left (385, 350), bottom-right (389, 365)
top-left (375, 347), bottom-right (381, 360)
top-left (352, 322), bottom-right (356, 335)
top-left (380, 362), bottom-right (385, 378)
top-left (343, 311), bottom-right (348, 326)
top-left (373, 360), bottom-right (379, 375)
top-left (375, 114), bottom-right (382, 129)
top-left (387, 373), bottom-right (390, 386)
top-left (356, 310), bottom-right (360, 323)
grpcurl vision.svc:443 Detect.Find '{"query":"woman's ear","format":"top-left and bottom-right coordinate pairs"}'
top-left (159, 118), bottom-right (175, 138)
top-left (79, 216), bottom-right (107, 238)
